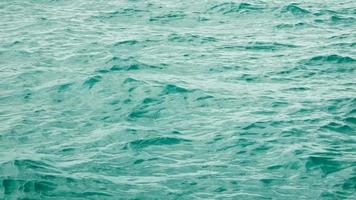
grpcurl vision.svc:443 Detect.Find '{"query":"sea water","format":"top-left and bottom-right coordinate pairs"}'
top-left (0, 0), bottom-right (355, 199)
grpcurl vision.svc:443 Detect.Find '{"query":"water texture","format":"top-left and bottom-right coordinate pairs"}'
top-left (0, 0), bottom-right (356, 199)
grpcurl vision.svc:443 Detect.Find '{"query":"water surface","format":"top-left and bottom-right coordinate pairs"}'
top-left (0, 0), bottom-right (356, 199)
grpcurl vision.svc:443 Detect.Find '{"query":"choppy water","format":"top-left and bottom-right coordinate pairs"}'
top-left (1, 0), bottom-right (356, 199)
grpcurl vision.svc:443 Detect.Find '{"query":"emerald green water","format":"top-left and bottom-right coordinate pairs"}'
top-left (0, 0), bottom-right (355, 199)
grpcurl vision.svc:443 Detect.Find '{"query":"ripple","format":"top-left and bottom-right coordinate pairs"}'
top-left (149, 11), bottom-right (186, 23)
top-left (113, 40), bottom-right (139, 46)
top-left (161, 84), bottom-right (191, 95)
top-left (321, 122), bottom-right (354, 134)
top-left (280, 3), bottom-right (310, 16)
top-left (126, 137), bottom-right (191, 150)
top-left (207, 2), bottom-right (264, 15)
top-left (303, 54), bottom-right (355, 65)
top-left (105, 56), bottom-right (161, 71)
top-left (168, 33), bottom-right (217, 44)
top-left (83, 75), bottom-right (102, 89)
top-left (244, 41), bottom-right (299, 51)
top-left (305, 156), bottom-right (345, 176)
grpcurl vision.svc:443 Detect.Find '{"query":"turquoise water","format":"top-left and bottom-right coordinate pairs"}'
top-left (0, 0), bottom-right (356, 199)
